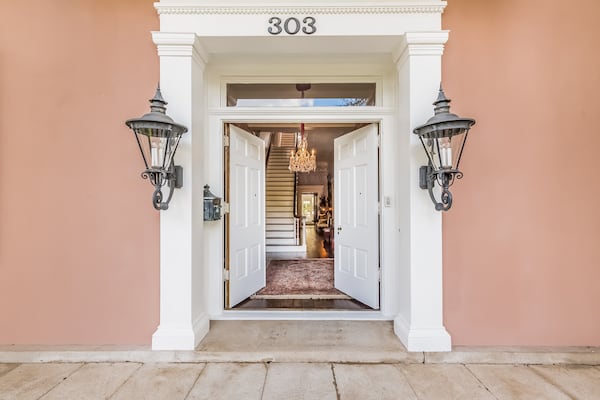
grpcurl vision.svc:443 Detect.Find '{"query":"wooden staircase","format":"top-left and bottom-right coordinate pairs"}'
top-left (265, 145), bottom-right (305, 252)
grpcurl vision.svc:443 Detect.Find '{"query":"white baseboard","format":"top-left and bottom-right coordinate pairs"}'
top-left (394, 315), bottom-right (451, 352)
top-left (152, 313), bottom-right (210, 351)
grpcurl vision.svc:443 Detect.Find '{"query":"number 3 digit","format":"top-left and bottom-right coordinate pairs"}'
top-left (302, 16), bottom-right (316, 35)
top-left (268, 17), bottom-right (282, 35)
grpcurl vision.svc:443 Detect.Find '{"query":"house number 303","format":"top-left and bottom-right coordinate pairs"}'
top-left (268, 17), bottom-right (317, 35)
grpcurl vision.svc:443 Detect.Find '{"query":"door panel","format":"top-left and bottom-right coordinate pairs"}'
top-left (334, 124), bottom-right (379, 309)
top-left (228, 125), bottom-right (266, 307)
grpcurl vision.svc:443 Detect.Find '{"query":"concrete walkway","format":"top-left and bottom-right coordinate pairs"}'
top-left (1, 361), bottom-right (600, 399)
top-left (1, 322), bottom-right (599, 399)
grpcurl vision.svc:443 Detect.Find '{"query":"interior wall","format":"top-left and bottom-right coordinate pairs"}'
top-left (0, 0), bottom-right (159, 344)
top-left (442, 0), bottom-right (600, 345)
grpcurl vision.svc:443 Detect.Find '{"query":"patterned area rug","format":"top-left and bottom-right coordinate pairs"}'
top-left (254, 258), bottom-right (348, 299)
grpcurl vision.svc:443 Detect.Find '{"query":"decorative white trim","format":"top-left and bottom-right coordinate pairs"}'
top-left (152, 32), bottom-right (209, 66)
top-left (155, 2), bottom-right (447, 16)
top-left (393, 31), bottom-right (449, 66)
top-left (394, 316), bottom-right (451, 352)
top-left (152, 314), bottom-right (210, 350)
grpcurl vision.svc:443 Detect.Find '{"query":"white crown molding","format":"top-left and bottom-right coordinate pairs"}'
top-left (154, 1), bottom-right (447, 15)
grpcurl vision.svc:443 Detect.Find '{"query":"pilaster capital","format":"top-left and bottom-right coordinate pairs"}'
top-left (152, 32), bottom-right (209, 67)
top-left (393, 31), bottom-right (449, 67)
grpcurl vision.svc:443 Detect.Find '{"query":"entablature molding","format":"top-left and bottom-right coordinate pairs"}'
top-left (154, 1), bottom-right (447, 15)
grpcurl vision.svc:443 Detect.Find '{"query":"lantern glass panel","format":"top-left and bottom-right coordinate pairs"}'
top-left (134, 130), bottom-right (181, 171)
top-left (421, 130), bottom-right (469, 171)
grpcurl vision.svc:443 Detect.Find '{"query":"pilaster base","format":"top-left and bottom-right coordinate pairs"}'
top-left (394, 315), bottom-right (451, 352)
top-left (152, 314), bottom-right (210, 350)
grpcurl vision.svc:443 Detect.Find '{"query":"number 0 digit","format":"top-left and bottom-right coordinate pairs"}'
top-left (284, 17), bottom-right (301, 35)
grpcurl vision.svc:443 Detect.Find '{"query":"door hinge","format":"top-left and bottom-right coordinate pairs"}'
top-left (224, 136), bottom-right (230, 147)
top-left (223, 268), bottom-right (230, 281)
top-left (222, 202), bottom-right (230, 214)
top-left (377, 135), bottom-right (381, 148)
top-left (378, 268), bottom-right (382, 282)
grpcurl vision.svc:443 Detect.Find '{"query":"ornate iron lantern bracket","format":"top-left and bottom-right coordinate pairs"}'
top-left (125, 86), bottom-right (188, 210)
top-left (413, 85), bottom-right (475, 211)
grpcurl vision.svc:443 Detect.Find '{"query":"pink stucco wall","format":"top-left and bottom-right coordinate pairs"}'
top-left (442, 0), bottom-right (600, 345)
top-left (0, 0), bottom-right (598, 346)
top-left (0, 0), bottom-right (160, 344)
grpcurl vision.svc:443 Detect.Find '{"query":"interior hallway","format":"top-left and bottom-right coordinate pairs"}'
top-left (236, 226), bottom-right (371, 310)
top-left (267, 226), bottom-right (333, 263)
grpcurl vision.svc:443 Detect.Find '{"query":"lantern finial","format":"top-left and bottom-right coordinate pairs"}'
top-left (149, 85), bottom-right (167, 114)
top-left (433, 84), bottom-right (451, 115)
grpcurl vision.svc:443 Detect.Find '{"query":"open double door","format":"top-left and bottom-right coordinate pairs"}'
top-left (225, 124), bottom-right (380, 309)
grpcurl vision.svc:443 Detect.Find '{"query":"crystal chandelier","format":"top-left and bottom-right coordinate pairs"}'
top-left (289, 123), bottom-right (317, 172)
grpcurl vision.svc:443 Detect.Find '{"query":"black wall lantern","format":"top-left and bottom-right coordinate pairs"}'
top-left (413, 85), bottom-right (475, 211)
top-left (125, 87), bottom-right (188, 210)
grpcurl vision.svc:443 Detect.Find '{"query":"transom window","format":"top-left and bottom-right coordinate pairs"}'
top-left (226, 83), bottom-right (376, 107)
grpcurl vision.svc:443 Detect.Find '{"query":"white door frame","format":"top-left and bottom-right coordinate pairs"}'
top-left (151, 0), bottom-right (451, 352)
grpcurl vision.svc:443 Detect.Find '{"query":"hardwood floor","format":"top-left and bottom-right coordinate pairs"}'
top-left (266, 226), bottom-right (333, 263)
top-left (306, 225), bottom-right (334, 258)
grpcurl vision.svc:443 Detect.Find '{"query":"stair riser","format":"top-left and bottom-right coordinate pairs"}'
top-left (267, 207), bottom-right (294, 214)
top-left (266, 238), bottom-right (297, 245)
top-left (266, 212), bottom-right (294, 218)
top-left (266, 231), bottom-right (295, 239)
top-left (266, 192), bottom-right (293, 196)
top-left (266, 218), bottom-right (295, 224)
top-left (266, 201), bottom-right (294, 207)
top-left (265, 226), bottom-right (295, 232)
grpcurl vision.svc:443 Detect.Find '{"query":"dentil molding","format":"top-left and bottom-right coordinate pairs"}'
top-left (154, 1), bottom-right (447, 15)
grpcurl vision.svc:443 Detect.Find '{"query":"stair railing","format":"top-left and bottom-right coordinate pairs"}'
top-left (291, 131), bottom-right (305, 246)
top-left (265, 132), bottom-right (273, 167)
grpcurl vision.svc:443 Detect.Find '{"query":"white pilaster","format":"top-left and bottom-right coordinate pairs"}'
top-left (151, 32), bottom-right (210, 350)
top-left (394, 32), bottom-right (452, 352)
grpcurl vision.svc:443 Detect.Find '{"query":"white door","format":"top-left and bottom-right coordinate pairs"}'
top-left (228, 125), bottom-right (266, 307)
top-left (334, 124), bottom-right (379, 309)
